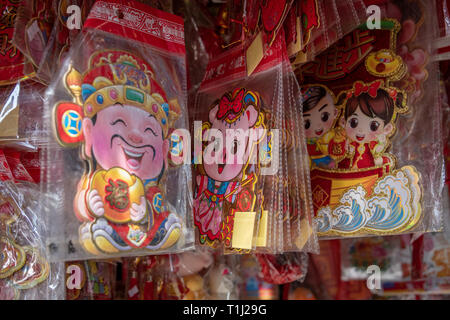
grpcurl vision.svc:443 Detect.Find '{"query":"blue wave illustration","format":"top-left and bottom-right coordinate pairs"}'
top-left (366, 189), bottom-right (406, 230)
top-left (314, 166), bottom-right (421, 235)
top-left (333, 199), bottom-right (366, 232)
top-left (316, 208), bottom-right (331, 233)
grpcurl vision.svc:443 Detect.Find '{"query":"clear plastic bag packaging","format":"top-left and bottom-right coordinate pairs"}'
top-left (306, 0), bottom-right (342, 56)
top-left (283, 59), bottom-right (317, 254)
top-left (192, 33), bottom-right (316, 254)
top-left (291, 0), bottom-right (368, 66)
top-left (0, 1), bottom-right (51, 147)
top-left (13, 0), bottom-right (96, 85)
top-left (38, 1), bottom-right (93, 82)
top-left (295, 0), bottom-right (445, 238)
top-left (173, 0), bottom-right (222, 156)
top-left (0, 81), bottom-right (50, 147)
top-left (173, 0), bottom-right (221, 94)
top-left (243, 0), bottom-right (294, 75)
top-left (0, 146), bottom-right (40, 184)
top-left (12, 0), bottom-right (57, 84)
top-left (43, 0), bottom-right (194, 261)
top-left (0, 149), bottom-right (15, 182)
top-left (334, 0), bottom-right (368, 42)
top-left (0, 180), bottom-right (63, 300)
top-left (0, 0), bottom-right (36, 87)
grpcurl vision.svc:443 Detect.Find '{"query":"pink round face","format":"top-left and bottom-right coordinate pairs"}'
top-left (303, 93), bottom-right (338, 139)
top-left (343, 106), bottom-right (393, 144)
top-left (202, 104), bottom-right (262, 182)
top-left (83, 104), bottom-right (167, 180)
top-left (203, 119), bottom-right (247, 182)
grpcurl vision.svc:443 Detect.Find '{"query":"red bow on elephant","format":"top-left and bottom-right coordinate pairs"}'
top-left (217, 88), bottom-right (245, 120)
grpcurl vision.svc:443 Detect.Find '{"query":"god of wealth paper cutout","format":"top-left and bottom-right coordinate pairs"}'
top-left (53, 50), bottom-right (183, 254)
top-left (193, 88), bottom-right (270, 251)
top-left (297, 19), bottom-right (423, 236)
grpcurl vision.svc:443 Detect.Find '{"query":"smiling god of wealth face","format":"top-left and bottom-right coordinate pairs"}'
top-left (82, 104), bottom-right (168, 180)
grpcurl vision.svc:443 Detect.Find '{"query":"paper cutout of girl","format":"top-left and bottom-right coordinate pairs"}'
top-left (329, 80), bottom-right (407, 172)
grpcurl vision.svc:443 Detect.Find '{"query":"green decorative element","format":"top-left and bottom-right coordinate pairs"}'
top-left (126, 88), bottom-right (144, 103)
top-left (123, 61), bottom-right (137, 68)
